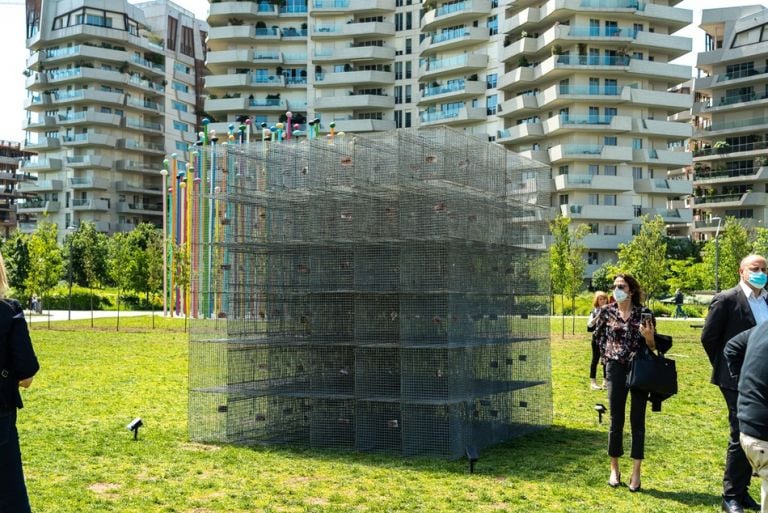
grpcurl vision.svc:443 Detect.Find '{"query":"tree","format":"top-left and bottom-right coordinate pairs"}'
top-left (3, 231), bottom-right (30, 295)
top-left (701, 217), bottom-right (751, 290)
top-left (25, 222), bottom-right (63, 323)
top-left (615, 215), bottom-right (666, 303)
top-left (591, 262), bottom-right (617, 292)
top-left (125, 223), bottom-right (163, 306)
top-left (68, 222), bottom-right (109, 326)
top-left (107, 232), bottom-right (131, 330)
top-left (753, 226), bottom-right (768, 258)
top-left (549, 215), bottom-right (589, 335)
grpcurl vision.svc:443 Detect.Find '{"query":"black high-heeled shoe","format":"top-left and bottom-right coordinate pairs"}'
top-left (608, 473), bottom-right (622, 488)
top-left (628, 480), bottom-right (641, 492)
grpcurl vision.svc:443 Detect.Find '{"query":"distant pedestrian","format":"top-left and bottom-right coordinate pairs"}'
top-left (587, 291), bottom-right (608, 390)
top-left (29, 296), bottom-right (37, 315)
top-left (673, 289), bottom-right (686, 319)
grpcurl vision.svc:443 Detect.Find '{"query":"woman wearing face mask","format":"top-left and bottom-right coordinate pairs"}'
top-left (593, 274), bottom-right (656, 493)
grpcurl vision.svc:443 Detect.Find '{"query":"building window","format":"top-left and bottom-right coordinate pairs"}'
top-left (405, 38), bottom-right (412, 55)
top-left (395, 62), bottom-right (403, 80)
top-left (405, 12), bottom-right (412, 30)
top-left (173, 120), bottom-right (188, 132)
top-left (604, 136), bottom-right (617, 146)
top-left (604, 165), bottom-right (617, 176)
top-left (405, 61), bottom-right (412, 78)
top-left (632, 166), bottom-right (642, 179)
top-left (405, 85), bottom-right (412, 103)
top-left (395, 110), bottom-right (402, 128)
top-left (172, 81), bottom-right (189, 93)
top-left (167, 16), bottom-right (178, 51)
top-left (181, 26), bottom-right (195, 57)
top-left (558, 165), bottom-right (568, 175)
top-left (486, 73), bottom-right (497, 89)
top-left (604, 224), bottom-right (617, 235)
top-left (486, 95), bottom-right (497, 115)
top-left (175, 141), bottom-right (187, 151)
top-left (405, 111), bottom-right (411, 127)
top-left (588, 223), bottom-right (598, 234)
top-left (171, 100), bottom-right (188, 112)
top-left (604, 194), bottom-right (617, 206)
top-left (395, 86), bottom-right (402, 104)
top-left (588, 251), bottom-right (598, 265)
top-left (488, 15), bottom-right (497, 36)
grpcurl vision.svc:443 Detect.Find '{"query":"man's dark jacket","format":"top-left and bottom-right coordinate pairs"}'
top-left (724, 322), bottom-right (768, 441)
top-left (701, 285), bottom-right (759, 390)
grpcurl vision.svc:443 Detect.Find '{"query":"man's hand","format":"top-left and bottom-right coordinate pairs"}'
top-left (18, 377), bottom-right (34, 389)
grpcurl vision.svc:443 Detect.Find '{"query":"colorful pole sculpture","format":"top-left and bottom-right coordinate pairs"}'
top-left (285, 111), bottom-right (293, 140)
top-left (161, 160), bottom-right (169, 317)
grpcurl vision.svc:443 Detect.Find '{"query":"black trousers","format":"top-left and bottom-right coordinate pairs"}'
top-left (0, 410), bottom-right (31, 513)
top-left (606, 361), bottom-right (649, 459)
top-left (590, 336), bottom-right (604, 380)
top-left (720, 387), bottom-right (753, 500)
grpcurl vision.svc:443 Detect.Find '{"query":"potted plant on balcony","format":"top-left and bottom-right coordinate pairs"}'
top-left (551, 44), bottom-right (563, 56)
top-left (714, 140), bottom-right (730, 154)
top-left (518, 56), bottom-right (529, 67)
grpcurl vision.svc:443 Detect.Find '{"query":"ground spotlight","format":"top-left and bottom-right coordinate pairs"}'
top-left (127, 417), bottom-right (143, 440)
top-left (594, 404), bottom-right (607, 424)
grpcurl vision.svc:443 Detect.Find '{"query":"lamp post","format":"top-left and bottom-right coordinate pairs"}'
top-left (161, 162), bottom-right (169, 317)
top-left (712, 216), bottom-right (722, 293)
top-left (66, 225), bottom-right (75, 321)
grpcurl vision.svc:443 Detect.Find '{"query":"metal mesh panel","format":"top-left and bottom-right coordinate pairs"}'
top-left (189, 127), bottom-right (552, 457)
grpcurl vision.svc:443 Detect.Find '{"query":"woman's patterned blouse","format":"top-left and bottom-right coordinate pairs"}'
top-left (594, 302), bottom-right (653, 365)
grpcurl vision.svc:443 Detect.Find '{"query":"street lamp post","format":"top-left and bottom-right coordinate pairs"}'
top-left (66, 226), bottom-right (75, 321)
top-left (713, 216), bottom-right (722, 293)
top-left (161, 163), bottom-right (169, 317)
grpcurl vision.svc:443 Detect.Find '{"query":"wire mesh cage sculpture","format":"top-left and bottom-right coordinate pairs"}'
top-left (187, 126), bottom-right (553, 457)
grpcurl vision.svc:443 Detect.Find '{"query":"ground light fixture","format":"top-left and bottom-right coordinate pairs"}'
top-left (594, 404), bottom-right (607, 424)
top-left (127, 417), bottom-right (143, 440)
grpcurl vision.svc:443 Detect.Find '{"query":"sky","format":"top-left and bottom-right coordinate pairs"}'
top-left (0, 0), bottom-right (755, 144)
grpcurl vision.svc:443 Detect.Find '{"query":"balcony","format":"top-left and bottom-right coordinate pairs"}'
top-left (325, 118), bottom-right (395, 132)
top-left (117, 202), bottom-right (163, 215)
top-left (20, 159), bottom-right (63, 172)
top-left (310, 0), bottom-right (394, 15)
top-left (22, 137), bottom-right (60, 152)
top-left (559, 203), bottom-right (634, 221)
top-left (497, 123), bottom-right (544, 143)
top-left (421, 0), bottom-right (492, 32)
top-left (543, 114), bottom-right (632, 135)
top-left (553, 174), bottom-right (633, 192)
top-left (583, 233), bottom-right (633, 250)
top-left (694, 165), bottom-right (768, 184)
top-left (418, 80), bottom-right (486, 105)
top-left (18, 179), bottom-right (64, 193)
top-left (419, 106), bottom-right (486, 126)
top-left (17, 200), bottom-right (60, 214)
top-left (641, 207), bottom-right (693, 224)
top-left (692, 191), bottom-right (768, 208)
top-left (115, 182), bottom-right (163, 195)
top-left (419, 53), bottom-right (488, 80)
top-left (70, 177), bottom-right (111, 190)
top-left (117, 139), bottom-right (166, 154)
top-left (315, 94), bottom-right (394, 110)
top-left (420, 27), bottom-right (489, 55)
top-left (72, 198), bottom-right (110, 212)
top-left (66, 155), bottom-right (113, 169)
top-left (208, 1), bottom-right (279, 25)
top-left (632, 149), bottom-right (691, 168)
top-left (58, 111), bottom-right (122, 127)
top-left (61, 133), bottom-right (117, 147)
top-left (497, 94), bottom-right (538, 118)
top-left (116, 160), bottom-right (164, 174)
top-left (314, 70), bottom-right (394, 87)
top-left (313, 45), bottom-right (395, 64)
top-left (548, 144), bottom-right (633, 163)
top-left (634, 178), bottom-right (693, 196)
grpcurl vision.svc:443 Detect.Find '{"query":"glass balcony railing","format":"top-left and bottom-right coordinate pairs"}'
top-left (706, 117), bottom-right (768, 131)
top-left (249, 98), bottom-right (282, 107)
top-left (431, 28), bottom-right (470, 44)
top-left (557, 55), bottom-right (630, 66)
top-left (694, 167), bottom-right (760, 180)
top-left (559, 85), bottom-right (621, 95)
top-left (580, 0), bottom-right (644, 9)
top-left (423, 54), bottom-right (472, 72)
top-left (561, 114), bottom-right (615, 125)
top-left (437, 0), bottom-right (470, 16)
top-left (562, 144), bottom-right (603, 155)
top-left (420, 108), bottom-right (464, 122)
top-left (692, 193), bottom-right (745, 204)
top-left (313, 0), bottom-right (349, 7)
top-left (717, 66), bottom-right (768, 82)
top-left (567, 26), bottom-right (638, 38)
top-left (422, 80), bottom-right (466, 97)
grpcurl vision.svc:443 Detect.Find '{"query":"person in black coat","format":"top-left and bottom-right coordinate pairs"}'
top-left (724, 322), bottom-right (768, 513)
top-left (701, 254), bottom-right (768, 513)
top-left (0, 251), bottom-right (39, 513)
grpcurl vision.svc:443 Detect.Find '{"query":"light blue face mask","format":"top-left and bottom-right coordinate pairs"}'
top-left (748, 271), bottom-right (768, 289)
top-left (613, 288), bottom-right (629, 303)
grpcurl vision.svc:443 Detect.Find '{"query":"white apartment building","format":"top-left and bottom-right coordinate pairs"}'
top-left (21, 0), bottom-right (207, 238)
top-left (203, 0), bottom-right (694, 278)
top-left (691, 6), bottom-right (768, 242)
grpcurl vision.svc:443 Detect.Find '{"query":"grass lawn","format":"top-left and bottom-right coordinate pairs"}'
top-left (19, 317), bottom-right (731, 512)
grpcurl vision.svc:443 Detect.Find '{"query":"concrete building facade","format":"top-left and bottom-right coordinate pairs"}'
top-left (691, 6), bottom-right (768, 242)
top-left (22, 0), bottom-right (207, 238)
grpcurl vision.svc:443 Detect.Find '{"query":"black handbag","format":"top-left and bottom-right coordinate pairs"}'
top-left (626, 346), bottom-right (678, 396)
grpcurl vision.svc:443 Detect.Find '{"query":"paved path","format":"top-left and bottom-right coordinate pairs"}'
top-left (25, 310), bottom-right (152, 322)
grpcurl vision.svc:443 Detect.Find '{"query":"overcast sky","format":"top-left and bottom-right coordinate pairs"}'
top-left (0, 0), bottom-right (756, 143)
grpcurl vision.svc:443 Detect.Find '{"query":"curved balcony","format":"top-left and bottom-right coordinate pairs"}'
top-left (58, 111), bottom-right (122, 127)
top-left (554, 174), bottom-right (633, 192)
top-left (419, 53), bottom-right (488, 80)
top-left (417, 80), bottom-right (486, 106)
top-left (70, 177), bottom-right (111, 190)
top-left (66, 155), bottom-right (113, 169)
top-left (314, 70), bottom-right (394, 87)
top-left (421, 0), bottom-right (492, 33)
top-left (116, 160), bottom-right (164, 174)
top-left (313, 45), bottom-right (395, 64)
top-left (323, 118), bottom-right (395, 133)
top-left (634, 177), bottom-right (693, 196)
top-left (61, 133), bottom-right (117, 148)
top-left (115, 182), bottom-right (163, 195)
top-left (419, 27), bottom-right (489, 56)
top-left (208, 1), bottom-right (279, 25)
top-left (419, 106), bottom-right (486, 127)
top-left (20, 159), bottom-right (62, 172)
top-left (17, 200), bottom-right (60, 214)
top-left (548, 144), bottom-right (633, 163)
top-left (632, 148), bottom-right (691, 168)
top-left (22, 138), bottom-right (60, 152)
top-left (497, 123), bottom-right (544, 143)
top-left (117, 139), bottom-right (166, 155)
top-left (117, 202), bottom-right (162, 215)
top-left (72, 198), bottom-right (110, 212)
top-left (18, 179), bottom-right (64, 193)
top-left (543, 114), bottom-right (632, 136)
top-left (559, 203), bottom-right (634, 221)
top-left (315, 94), bottom-right (394, 110)
top-left (694, 166), bottom-right (768, 185)
top-left (692, 191), bottom-right (768, 208)
top-left (310, 0), bottom-right (394, 15)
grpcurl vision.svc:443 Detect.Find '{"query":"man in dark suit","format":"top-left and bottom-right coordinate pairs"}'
top-left (702, 254), bottom-right (768, 513)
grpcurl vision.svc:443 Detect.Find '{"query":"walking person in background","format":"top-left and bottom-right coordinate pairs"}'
top-left (702, 254), bottom-right (768, 513)
top-left (593, 274), bottom-right (657, 492)
top-left (724, 322), bottom-right (768, 513)
top-left (673, 289), bottom-right (686, 319)
top-left (587, 290), bottom-right (609, 390)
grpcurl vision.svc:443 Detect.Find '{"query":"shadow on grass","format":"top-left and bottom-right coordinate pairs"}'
top-left (638, 488), bottom-right (717, 509)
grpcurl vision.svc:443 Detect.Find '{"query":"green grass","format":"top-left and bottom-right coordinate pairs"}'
top-left (20, 317), bottom-right (730, 512)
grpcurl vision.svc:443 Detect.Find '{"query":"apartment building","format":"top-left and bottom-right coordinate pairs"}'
top-left (691, 6), bottom-right (768, 242)
top-left (22, 0), bottom-right (207, 238)
top-left (495, 0), bottom-right (694, 276)
top-left (0, 141), bottom-right (36, 238)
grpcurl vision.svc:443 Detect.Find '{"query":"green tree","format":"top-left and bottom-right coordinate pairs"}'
top-left (68, 222), bottom-right (109, 325)
top-left (615, 215), bottom-right (667, 303)
top-left (549, 215), bottom-right (588, 334)
top-left (107, 232), bottom-right (131, 329)
top-left (702, 217), bottom-right (751, 291)
top-left (591, 262), bottom-right (617, 292)
top-left (753, 226), bottom-right (768, 258)
top-left (25, 222), bottom-right (63, 318)
top-left (3, 231), bottom-right (30, 295)
top-left (125, 223), bottom-right (163, 305)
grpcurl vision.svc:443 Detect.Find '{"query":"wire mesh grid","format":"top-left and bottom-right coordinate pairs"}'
top-left (189, 127), bottom-right (552, 457)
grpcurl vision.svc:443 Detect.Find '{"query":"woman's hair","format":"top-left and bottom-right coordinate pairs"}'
top-left (592, 291), bottom-right (609, 307)
top-left (0, 251), bottom-right (9, 298)
top-left (614, 273), bottom-right (643, 307)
